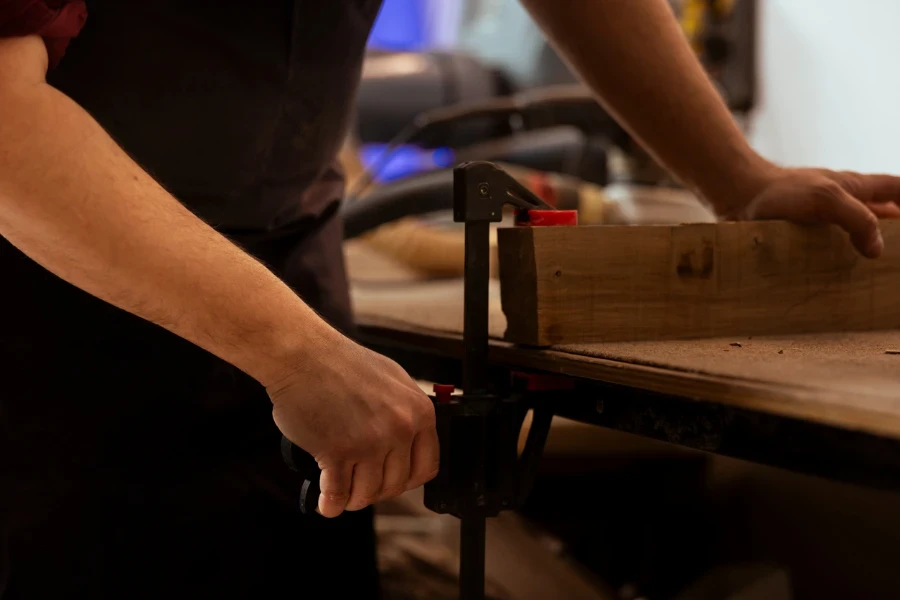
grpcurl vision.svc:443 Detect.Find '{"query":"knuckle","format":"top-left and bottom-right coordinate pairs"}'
top-left (355, 427), bottom-right (384, 453)
top-left (837, 172), bottom-right (862, 195)
top-left (364, 431), bottom-right (384, 451)
top-left (387, 406), bottom-right (417, 439)
top-left (328, 444), bottom-right (355, 462)
top-left (413, 401), bottom-right (436, 428)
top-left (382, 357), bottom-right (406, 377)
top-left (810, 183), bottom-right (843, 220)
top-left (391, 418), bottom-right (416, 441)
top-left (812, 180), bottom-right (843, 201)
top-left (421, 409), bottom-right (437, 430)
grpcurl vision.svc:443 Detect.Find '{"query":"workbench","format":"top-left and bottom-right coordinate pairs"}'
top-left (346, 242), bottom-right (900, 494)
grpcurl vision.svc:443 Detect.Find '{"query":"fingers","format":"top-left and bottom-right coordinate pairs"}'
top-left (287, 360), bottom-right (438, 517)
top-left (867, 202), bottom-right (900, 219)
top-left (806, 184), bottom-right (883, 257)
top-left (346, 458), bottom-right (386, 511)
top-left (380, 447), bottom-right (411, 501)
top-left (837, 172), bottom-right (900, 206)
top-left (319, 462), bottom-right (353, 518)
top-left (407, 425), bottom-right (440, 491)
top-left (753, 179), bottom-right (884, 259)
top-left (320, 450), bottom-right (413, 516)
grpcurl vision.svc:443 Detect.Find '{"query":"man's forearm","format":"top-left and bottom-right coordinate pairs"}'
top-left (0, 37), bottom-right (335, 387)
top-left (520, 0), bottom-right (776, 214)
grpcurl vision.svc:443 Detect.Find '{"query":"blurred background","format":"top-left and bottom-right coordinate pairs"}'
top-left (338, 2), bottom-right (900, 599)
top-left (357, 0), bottom-right (900, 179)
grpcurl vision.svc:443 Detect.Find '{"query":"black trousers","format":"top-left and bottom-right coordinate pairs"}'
top-left (0, 212), bottom-right (380, 598)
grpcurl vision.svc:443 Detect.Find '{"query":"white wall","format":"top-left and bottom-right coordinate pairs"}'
top-left (424, 0), bottom-right (464, 49)
top-left (748, 1), bottom-right (900, 174)
top-left (454, 0), bottom-right (547, 86)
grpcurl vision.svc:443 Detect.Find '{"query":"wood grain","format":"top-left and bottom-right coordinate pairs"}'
top-left (498, 220), bottom-right (900, 345)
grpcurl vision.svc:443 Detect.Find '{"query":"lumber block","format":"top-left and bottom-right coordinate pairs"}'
top-left (497, 220), bottom-right (900, 346)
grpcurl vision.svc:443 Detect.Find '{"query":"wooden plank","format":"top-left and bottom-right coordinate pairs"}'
top-left (497, 220), bottom-right (900, 346)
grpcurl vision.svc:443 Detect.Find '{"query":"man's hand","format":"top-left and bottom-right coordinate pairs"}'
top-left (730, 168), bottom-right (900, 259)
top-left (518, 0), bottom-right (900, 259)
top-left (269, 338), bottom-right (439, 518)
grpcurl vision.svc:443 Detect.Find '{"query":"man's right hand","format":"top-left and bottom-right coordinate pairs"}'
top-left (268, 337), bottom-right (439, 518)
top-left (0, 37), bottom-right (439, 517)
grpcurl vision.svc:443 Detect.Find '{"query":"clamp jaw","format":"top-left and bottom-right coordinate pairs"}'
top-left (281, 161), bottom-right (577, 600)
top-left (424, 160), bottom-right (570, 524)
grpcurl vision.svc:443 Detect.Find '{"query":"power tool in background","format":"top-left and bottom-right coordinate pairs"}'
top-left (351, 48), bottom-right (627, 188)
top-left (339, 54), bottom-right (717, 280)
top-left (354, 50), bottom-right (515, 148)
top-left (349, 0), bottom-right (756, 191)
top-left (677, 0), bottom-right (756, 113)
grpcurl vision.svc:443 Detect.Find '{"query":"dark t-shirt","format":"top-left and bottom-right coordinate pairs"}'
top-left (0, 3), bottom-right (384, 596)
top-left (1, 0), bottom-right (381, 230)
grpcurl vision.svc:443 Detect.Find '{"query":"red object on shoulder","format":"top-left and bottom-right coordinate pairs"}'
top-left (0, 0), bottom-right (88, 68)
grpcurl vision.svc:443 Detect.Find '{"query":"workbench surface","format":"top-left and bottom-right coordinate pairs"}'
top-left (346, 242), bottom-right (900, 490)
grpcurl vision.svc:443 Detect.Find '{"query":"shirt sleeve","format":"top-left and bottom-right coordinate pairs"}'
top-left (0, 0), bottom-right (88, 68)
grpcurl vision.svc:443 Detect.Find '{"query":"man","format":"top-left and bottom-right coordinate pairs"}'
top-left (0, 1), bottom-right (897, 598)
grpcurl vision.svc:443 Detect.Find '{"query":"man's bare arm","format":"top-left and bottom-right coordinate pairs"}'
top-left (0, 35), bottom-right (441, 513)
top-left (519, 0), bottom-right (900, 257)
top-left (0, 36), bottom-right (333, 387)
top-left (518, 0), bottom-right (774, 215)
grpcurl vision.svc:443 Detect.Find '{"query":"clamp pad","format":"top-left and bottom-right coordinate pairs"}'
top-left (515, 209), bottom-right (578, 227)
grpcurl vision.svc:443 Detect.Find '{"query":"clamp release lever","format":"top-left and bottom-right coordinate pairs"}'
top-left (280, 436), bottom-right (321, 515)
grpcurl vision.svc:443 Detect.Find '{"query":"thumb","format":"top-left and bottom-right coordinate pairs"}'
top-left (318, 462), bottom-right (353, 518)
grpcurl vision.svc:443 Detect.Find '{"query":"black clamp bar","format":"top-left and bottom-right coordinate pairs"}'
top-left (281, 161), bottom-right (565, 600)
top-left (421, 161), bottom-right (564, 600)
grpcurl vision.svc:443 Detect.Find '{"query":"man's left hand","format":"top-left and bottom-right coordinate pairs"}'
top-left (732, 168), bottom-right (900, 258)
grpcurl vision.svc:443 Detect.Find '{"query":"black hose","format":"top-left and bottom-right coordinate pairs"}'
top-left (341, 169), bottom-right (455, 239)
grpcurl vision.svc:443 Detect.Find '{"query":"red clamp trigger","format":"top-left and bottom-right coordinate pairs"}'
top-left (433, 384), bottom-right (456, 403)
top-left (514, 209), bottom-right (578, 227)
top-left (511, 371), bottom-right (575, 392)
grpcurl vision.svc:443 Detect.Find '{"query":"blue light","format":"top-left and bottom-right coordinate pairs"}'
top-left (360, 144), bottom-right (456, 181)
top-left (432, 146), bottom-right (455, 168)
top-left (368, 0), bottom-right (427, 51)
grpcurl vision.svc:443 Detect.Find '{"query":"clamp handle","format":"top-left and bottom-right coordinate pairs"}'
top-left (280, 436), bottom-right (321, 515)
top-left (280, 388), bottom-right (447, 515)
